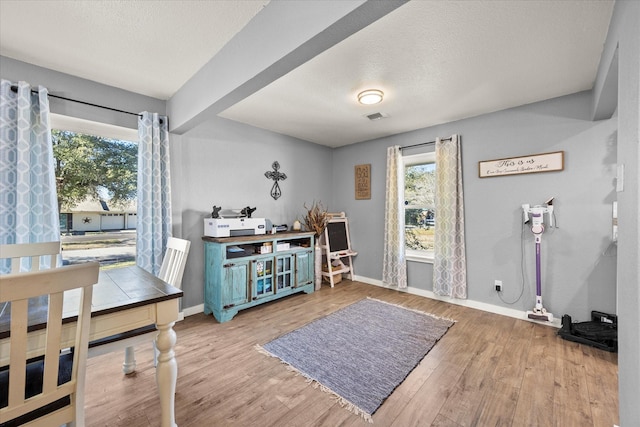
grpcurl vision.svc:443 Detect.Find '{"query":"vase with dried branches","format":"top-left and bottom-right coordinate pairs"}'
top-left (302, 201), bottom-right (329, 238)
top-left (302, 201), bottom-right (328, 290)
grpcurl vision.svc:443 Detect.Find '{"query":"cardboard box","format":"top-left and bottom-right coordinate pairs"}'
top-left (256, 245), bottom-right (272, 254)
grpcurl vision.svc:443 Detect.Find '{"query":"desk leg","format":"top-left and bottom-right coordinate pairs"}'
top-left (123, 346), bottom-right (137, 374)
top-left (156, 321), bottom-right (178, 427)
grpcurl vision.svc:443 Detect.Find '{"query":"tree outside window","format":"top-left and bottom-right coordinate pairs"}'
top-left (52, 130), bottom-right (137, 213)
top-left (52, 129), bottom-right (138, 267)
top-left (404, 152), bottom-right (435, 259)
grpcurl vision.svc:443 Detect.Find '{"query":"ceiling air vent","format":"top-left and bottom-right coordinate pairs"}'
top-left (365, 112), bottom-right (388, 121)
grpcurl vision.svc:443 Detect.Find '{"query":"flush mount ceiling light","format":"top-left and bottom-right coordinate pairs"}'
top-left (357, 89), bottom-right (384, 105)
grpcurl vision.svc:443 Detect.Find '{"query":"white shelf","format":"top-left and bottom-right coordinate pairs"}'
top-left (328, 251), bottom-right (357, 260)
top-left (321, 267), bottom-right (350, 276)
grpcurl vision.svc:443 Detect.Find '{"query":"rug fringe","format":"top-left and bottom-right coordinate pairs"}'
top-left (366, 297), bottom-right (457, 323)
top-left (255, 344), bottom-right (374, 423)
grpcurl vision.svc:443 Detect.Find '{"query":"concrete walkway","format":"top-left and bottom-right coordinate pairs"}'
top-left (61, 230), bottom-right (136, 266)
top-left (62, 245), bottom-right (136, 266)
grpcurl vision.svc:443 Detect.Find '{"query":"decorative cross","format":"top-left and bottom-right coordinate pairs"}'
top-left (264, 161), bottom-right (287, 200)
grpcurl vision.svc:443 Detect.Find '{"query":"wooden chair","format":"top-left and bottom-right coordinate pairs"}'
top-left (158, 237), bottom-right (191, 291)
top-left (0, 262), bottom-right (99, 427)
top-left (0, 241), bottom-right (61, 274)
top-left (88, 237), bottom-right (190, 374)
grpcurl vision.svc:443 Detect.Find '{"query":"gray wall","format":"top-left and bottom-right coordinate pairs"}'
top-left (332, 91), bottom-right (618, 321)
top-left (605, 1), bottom-right (640, 425)
top-left (178, 90), bottom-right (618, 322)
top-left (171, 117), bottom-right (333, 308)
top-left (0, 56), bottom-right (165, 129)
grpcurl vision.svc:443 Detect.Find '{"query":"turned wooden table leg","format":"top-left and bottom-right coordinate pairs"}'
top-left (155, 320), bottom-right (178, 427)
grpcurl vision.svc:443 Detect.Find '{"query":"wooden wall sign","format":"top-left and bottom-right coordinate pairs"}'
top-left (355, 164), bottom-right (371, 199)
top-left (479, 151), bottom-right (564, 178)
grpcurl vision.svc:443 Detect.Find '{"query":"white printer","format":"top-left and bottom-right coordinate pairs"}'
top-left (204, 217), bottom-right (267, 237)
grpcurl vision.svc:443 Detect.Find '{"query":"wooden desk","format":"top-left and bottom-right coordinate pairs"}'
top-left (0, 265), bottom-right (183, 427)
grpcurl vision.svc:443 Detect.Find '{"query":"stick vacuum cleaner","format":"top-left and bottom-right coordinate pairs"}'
top-left (522, 198), bottom-right (554, 322)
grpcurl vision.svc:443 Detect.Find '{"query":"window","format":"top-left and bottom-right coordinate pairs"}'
top-left (404, 152), bottom-right (435, 262)
top-left (51, 115), bottom-right (138, 268)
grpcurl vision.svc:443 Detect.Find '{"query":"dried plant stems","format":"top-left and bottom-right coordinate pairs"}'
top-left (303, 201), bottom-right (328, 237)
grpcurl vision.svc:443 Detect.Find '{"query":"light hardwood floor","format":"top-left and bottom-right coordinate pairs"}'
top-left (84, 280), bottom-right (619, 426)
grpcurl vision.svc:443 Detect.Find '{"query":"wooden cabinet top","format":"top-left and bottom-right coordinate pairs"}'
top-left (202, 231), bottom-right (315, 244)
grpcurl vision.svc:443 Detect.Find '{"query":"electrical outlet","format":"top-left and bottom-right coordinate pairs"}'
top-left (494, 280), bottom-right (503, 292)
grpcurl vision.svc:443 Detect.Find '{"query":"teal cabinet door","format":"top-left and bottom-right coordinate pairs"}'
top-left (222, 262), bottom-right (249, 308)
top-left (295, 250), bottom-right (313, 287)
top-left (252, 257), bottom-right (274, 299)
top-left (276, 254), bottom-right (295, 291)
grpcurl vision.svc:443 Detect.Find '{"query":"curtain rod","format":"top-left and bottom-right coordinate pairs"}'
top-left (10, 85), bottom-right (142, 118)
top-left (400, 136), bottom-right (453, 150)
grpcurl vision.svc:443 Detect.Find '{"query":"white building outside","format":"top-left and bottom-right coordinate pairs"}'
top-left (60, 199), bottom-right (137, 233)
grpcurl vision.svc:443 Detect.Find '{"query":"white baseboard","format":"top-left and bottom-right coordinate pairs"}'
top-left (353, 275), bottom-right (561, 328)
top-left (180, 278), bottom-right (560, 328)
top-left (183, 303), bottom-right (205, 318)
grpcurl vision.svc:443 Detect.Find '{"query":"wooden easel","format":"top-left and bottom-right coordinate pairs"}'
top-left (320, 212), bottom-right (357, 287)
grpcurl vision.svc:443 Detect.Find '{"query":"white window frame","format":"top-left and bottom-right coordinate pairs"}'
top-left (51, 114), bottom-right (139, 266)
top-left (403, 151), bottom-right (435, 263)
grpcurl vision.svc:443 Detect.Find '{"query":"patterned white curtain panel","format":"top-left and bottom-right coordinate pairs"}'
top-left (382, 145), bottom-right (407, 288)
top-left (137, 112), bottom-right (172, 276)
top-left (0, 80), bottom-right (60, 272)
top-left (433, 135), bottom-right (467, 298)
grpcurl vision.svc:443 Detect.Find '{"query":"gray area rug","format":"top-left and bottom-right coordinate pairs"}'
top-left (257, 298), bottom-right (454, 421)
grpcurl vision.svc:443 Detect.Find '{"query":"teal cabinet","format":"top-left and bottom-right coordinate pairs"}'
top-left (295, 249), bottom-right (313, 288)
top-left (203, 232), bottom-right (315, 323)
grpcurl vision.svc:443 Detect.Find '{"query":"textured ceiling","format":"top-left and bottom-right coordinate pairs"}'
top-left (0, 0), bottom-right (269, 99)
top-left (218, 0), bottom-right (614, 146)
top-left (0, 0), bottom-right (614, 147)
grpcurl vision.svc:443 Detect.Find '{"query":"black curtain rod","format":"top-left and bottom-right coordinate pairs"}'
top-left (400, 136), bottom-right (453, 150)
top-left (10, 85), bottom-right (142, 118)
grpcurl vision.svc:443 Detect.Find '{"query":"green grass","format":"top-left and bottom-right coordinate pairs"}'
top-left (100, 260), bottom-right (136, 270)
top-left (406, 227), bottom-right (435, 251)
top-left (61, 239), bottom-right (135, 250)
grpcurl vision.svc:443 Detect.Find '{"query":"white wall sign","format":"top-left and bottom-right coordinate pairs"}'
top-left (478, 151), bottom-right (564, 178)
